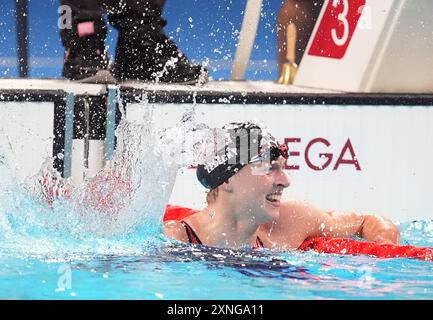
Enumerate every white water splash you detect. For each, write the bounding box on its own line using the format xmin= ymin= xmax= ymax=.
xmin=0 ymin=98 xmax=217 ymax=259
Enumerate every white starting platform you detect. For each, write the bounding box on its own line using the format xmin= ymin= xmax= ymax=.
xmin=1 ymin=78 xmax=433 ymax=223
xmin=295 ymin=0 xmax=433 ymax=93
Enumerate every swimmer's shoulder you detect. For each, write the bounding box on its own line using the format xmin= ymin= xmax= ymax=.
xmin=279 ymin=200 xmax=317 ymax=220
xmin=266 ymin=200 xmax=320 ymax=233
xmin=163 ymin=219 xmax=189 ymax=243
xmin=258 ymin=201 xmax=319 ymax=249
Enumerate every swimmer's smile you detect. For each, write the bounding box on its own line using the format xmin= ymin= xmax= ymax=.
xmin=265 ymin=190 xmax=283 ymax=207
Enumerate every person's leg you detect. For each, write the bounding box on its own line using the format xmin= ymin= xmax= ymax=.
xmin=104 ymin=0 xmax=167 ymax=30
xmin=277 ymin=0 xmax=324 ymax=72
xmin=60 ymin=0 xmax=115 ymax=82
xmin=105 ymin=0 xmax=207 ymax=84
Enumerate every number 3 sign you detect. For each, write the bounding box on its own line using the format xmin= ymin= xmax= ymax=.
xmin=309 ymin=0 xmax=366 ymax=59
xmin=295 ymin=0 xmax=433 ymax=93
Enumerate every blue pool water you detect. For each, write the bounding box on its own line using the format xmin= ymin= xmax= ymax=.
xmin=1 ymin=116 xmax=433 ymax=300
xmin=1 ymin=184 xmax=433 ymax=300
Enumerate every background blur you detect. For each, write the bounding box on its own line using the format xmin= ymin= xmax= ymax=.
xmin=0 ymin=0 xmax=285 ymax=80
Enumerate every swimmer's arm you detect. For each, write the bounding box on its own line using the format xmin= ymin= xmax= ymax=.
xmin=358 ymin=214 xmax=400 ymax=245
xmin=307 ymin=206 xmax=400 ymax=245
xmin=163 ymin=221 xmax=189 ymax=243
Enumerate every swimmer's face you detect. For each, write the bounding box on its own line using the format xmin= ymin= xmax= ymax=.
xmin=227 ymin=157 xmax=290 ymax=224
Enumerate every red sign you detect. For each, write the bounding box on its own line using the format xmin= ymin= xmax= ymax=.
xmin=308 ymin=0 xmax=366 ymax=59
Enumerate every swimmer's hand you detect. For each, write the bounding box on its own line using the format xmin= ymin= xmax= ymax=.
xmin=360 ymin=215 xmax=400 ymax=245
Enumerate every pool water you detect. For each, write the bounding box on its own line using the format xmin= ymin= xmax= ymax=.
xmin=1 ymin=187 xmax=433 ymax=300
xmin=1 ymin=114 xmax=433 ymax=300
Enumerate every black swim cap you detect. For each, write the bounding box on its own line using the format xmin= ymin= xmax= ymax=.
xmin=196 ymin=122 xmax=288 ymax=190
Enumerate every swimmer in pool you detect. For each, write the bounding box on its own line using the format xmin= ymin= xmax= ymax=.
xmin=164 ymin=121 xmax=400 ymax=250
